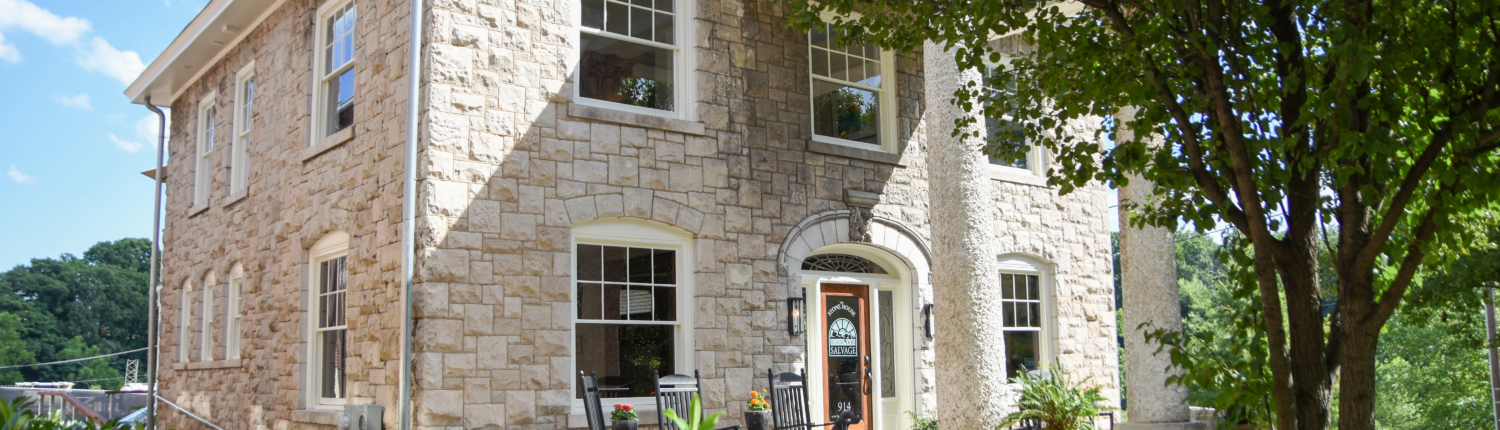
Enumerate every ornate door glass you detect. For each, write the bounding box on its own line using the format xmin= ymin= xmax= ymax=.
xmin=878 ymin=291 xmax=894 ymax=398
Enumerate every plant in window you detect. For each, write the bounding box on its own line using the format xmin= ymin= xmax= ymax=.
xmin=996 ymin=365 xmax=1110 ymax=430
xmin=619 ymin=77 xmax=673 ymax=111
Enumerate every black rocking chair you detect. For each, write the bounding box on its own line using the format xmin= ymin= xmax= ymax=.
xmin=654 ymin=370 xmax=742 ymax=430
xmin=579 ymin=371 xmax=609 ymax=430
xmin=766 ymin=369 xmax=855 ymax=430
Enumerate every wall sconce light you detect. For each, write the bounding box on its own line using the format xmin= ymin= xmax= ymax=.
xmin=922 ymin=303 xmax=934 ymax=339
xmin=788 ymin=297 xmax=806 ymax=337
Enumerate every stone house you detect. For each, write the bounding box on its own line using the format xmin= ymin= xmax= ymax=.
xmin=124 ymin=0 xmax=1119 ymax=429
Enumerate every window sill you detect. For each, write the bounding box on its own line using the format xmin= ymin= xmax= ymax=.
xmin=224 ymin=190 xmax=248 ymax=207
xmin=985 ymin=165 xmax=1049 ymax=187
xmin=187 ymin=203 xmax=209 ymax=217
xmin=303 ymin=127 xmax=355 ymax=162
xmin=568 ymin=103 xmax=706 ymax=136
xmin=807 ymin=139 xmax=906 ymax=166
xmin=172 ymin=359 xmax=242 ymax=370
xmin=290 ymin=409 xmax=342 ymax=425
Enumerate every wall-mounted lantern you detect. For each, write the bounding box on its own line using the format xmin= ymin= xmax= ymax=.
xmin=788 ymin=297 xmax=806 ymax=337
xmin=922 ymin=303 xmax=934 ymax=339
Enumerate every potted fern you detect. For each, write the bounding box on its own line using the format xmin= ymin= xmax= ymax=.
xmin=997 ymin=365 xmax=1111 ymax=430
xmin=664 ymin=394 xmax=726 ymax=430
xmin=745 ymin=390 xmax=771 ymax=430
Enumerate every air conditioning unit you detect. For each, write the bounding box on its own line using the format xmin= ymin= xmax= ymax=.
xmin=337 ymin=404 xmax=384 ymax=430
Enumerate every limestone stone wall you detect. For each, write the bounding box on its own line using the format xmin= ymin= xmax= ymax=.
xmin=408 ymin=0 xmax=931 ymax=427
xmin=157 ymin=0 xmax=412 ymax=428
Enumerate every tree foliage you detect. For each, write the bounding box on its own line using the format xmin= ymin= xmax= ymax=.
xmin=0 ymin=239 xmax=151 ymax=384
xmin=789 ymin=0 xmax=1500 ymax=429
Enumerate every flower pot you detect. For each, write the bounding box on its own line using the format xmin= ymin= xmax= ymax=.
xmin=611 ymin=419 xmax=638 ymax=430
xmin=745 ymin=410 xmax=771 ymax=430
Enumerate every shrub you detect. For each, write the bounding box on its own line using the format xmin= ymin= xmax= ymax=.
xmin=997 ymin=365 xmax=1110 ymax=430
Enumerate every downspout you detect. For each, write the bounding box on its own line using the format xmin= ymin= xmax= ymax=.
xmin=143 ymin=97 xmax=166 ymax=430
xmin=398 ymin=0 xmax=423 ymax=428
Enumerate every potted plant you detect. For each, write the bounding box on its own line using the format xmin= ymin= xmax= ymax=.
xmin=745 ymin=390 xmax=771 ymax=430
xmin=664 ymin=394 xmax=726 ymax=430
xmin=611 ymin=403 xmax=639 ymax=430
xmin=997 ymin=365 xmax=1112 ymax=430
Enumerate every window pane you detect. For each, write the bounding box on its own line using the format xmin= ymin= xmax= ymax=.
xmin=652 ymin=249 xmax=675 ymax=285
xmin=1028 ymin=274 xmax=1039 ymax=300
xmin=810 ymin=24 xmax=829 ymax=48
xmin=653 ymin=11 xmax=673 ymax=44
xmin=327 ymin=68 xmax=356 ymax=136
xmin=603 ymin=284 xmax=627 ymax=320
xmin=878 ymin=290 xmax=894 ymax=398
xmin=321 ymin=328 xmax=347 ymax=398
xmin=829 ymin=52 xmax=847 ymax=81
xmin=655 ymin=0 xmax=673 ymax=13
xmin=630 ymin=6 xmax=652 ymax=41
xmin=602 ymin=246 xmax=628 ymax=282
xmin=846 ymin=57 xmax=865 ymax=85
xmin=605 ymin=1 xmax=628 ymax=35
xmin=578 ymin=283 xmax=603 ymax=319
xmin=574 ymin=324 xmax=675 ymax=398
xmin=622 ymin=286 xmax=652 ymax=320
xmin=1001 ymin=274 xmax=1014 ymax=299
xmin=811 ymin=49 xmax=829 ymax=78
xmin=811 ymin=80 xmax=880 ymax=145
xmin=206 ymin=109 xmax=216 ymax=150
xmin=243 ymin=80 xmax=254 ymax=131
xmin=653 ymin=286 xmax=675 ymax=321
xmin=628 ymin=247 xmax=653 ymax=283
xmin=578 ymin=244 xmax=603 ymax=281
xmin=1003 ymin=331 xmax=1038 ymax=379
xmin=1028 ymin=302 xmax=1041 ymax=328
xmin=579 ymin=34 xmax=675 ymax=111
xmin=582 ymin=0 xmax=605 ymax=29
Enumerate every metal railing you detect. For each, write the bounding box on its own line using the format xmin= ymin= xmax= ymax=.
xmin=35 ymin=391 xmax=105 ymax=425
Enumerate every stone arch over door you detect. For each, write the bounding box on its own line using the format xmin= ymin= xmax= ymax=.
xmin=777 ymin=209 xmax=937 ymax=420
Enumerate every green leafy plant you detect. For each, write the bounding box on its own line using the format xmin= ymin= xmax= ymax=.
xmin=906 ymin=411 xmax=937 ymax=430
xmin=0 ymin=396 xmax=140 ymax=430
xmin=663 ymin=394 xmax=724 ymax=430
xmin=997 ymin=366 xmax=1109 ymax=430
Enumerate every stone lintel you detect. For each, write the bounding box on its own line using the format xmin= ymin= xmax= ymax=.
xmin=843 ymin=189 xmax=881 ymax=207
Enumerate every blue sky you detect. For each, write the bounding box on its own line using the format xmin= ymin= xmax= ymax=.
xmin=0 ymin=0 xmax=206 ymax=269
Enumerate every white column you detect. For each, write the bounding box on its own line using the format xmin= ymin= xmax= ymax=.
xmin=923 ymin=41 xmax=1009 ymax=429
xmin=1115 ymin=106 xmax=1205 ymax=430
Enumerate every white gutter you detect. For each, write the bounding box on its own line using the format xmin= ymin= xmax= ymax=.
xmin=398 ymin=0 xmax=423 ymax=428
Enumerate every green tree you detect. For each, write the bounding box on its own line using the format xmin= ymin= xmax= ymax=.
xmin=0 ymin=312 xmax=35 ymax=385
xmin=790 ymin=1 xmax=1500 ymax=429
xmin=0 ymin=238 xmax=151 ymax=382
xmin=55 ymin=336 xmax=123 ymax=390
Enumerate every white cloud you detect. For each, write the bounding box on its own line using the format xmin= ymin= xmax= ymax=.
xmin=0 ymin=33 xmax=19 ymax=63
xmin=135 ymin=113 xmax=169 ymax=146
xmin=7 ymin=165 xmax=36 ymax=184
xmin=52 ymin=93 xmax=91 ymax=110
xmin=108 ymin=133 xmax=144 ymax=153
xmin=76 ymin=37 xmax=145 ymax=86
xmin=0 ymin=0 xmax=91 ymax=45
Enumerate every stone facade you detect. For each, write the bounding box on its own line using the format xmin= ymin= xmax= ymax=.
xmin=149 ymin=0 xmax=1118 ymax=429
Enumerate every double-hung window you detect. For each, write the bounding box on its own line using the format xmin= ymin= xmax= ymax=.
xmin=202 ymin=280 xmax=215 ymax=361
xmin=227 ymin=268 xmax=243 ymax=359
xmin=194 ymin=96 xmax=215 ymax=208
xmin=577 ymin=0 xmax=681 ymax=114
xmin=311 ymin=240 xmax=349 ymax=406
xmin=314 ymin=1 xmax=356 ymax=141
xmin=999 ymin=272 xmax=1043 ymax=378
xmin=230 ymin=64 xmax=253 ymax=196
xmin=808 ymin=21 xmax=894 ymax=151
xmin=571 ymin=220 xmax=693 ymax=410
xmin=983 ymin=64 xmax=1042 ymax=174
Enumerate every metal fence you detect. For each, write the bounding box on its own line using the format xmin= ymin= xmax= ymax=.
xmin=0 ymin=387 xmax=150 ymax=420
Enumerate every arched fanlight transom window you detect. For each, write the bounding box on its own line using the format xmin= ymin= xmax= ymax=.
xmin=801 ymin=253 xmax=888 ymax=274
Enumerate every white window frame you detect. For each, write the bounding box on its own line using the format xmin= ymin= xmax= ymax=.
xmin=571 ymin=0 xmax=696 ymax=121
xmin=179 ymin=283 xmax=192 ymax=362
xmin=201 ymin=275 xmax=216 ymax=361
xmin=193 ymin=94 xmax=215 ymax=209
xmin=227 ymin=265 xmax=244 ymax=360
xmin=230 ymin=62 xmax=254 ymax=197
xmin=310 ymin=0 xmax=357 ymax=146
xmin=807 ymin=13 xmax=898 ymax=154
xmin=996 ymin=256 xmax=1054 ymax=377
xmin=307 ymin=232 xmax=350 ymax=409
xmin=982 ymin=57 xmax=1048 ymax=181
xmin=569 ymin=219 xmax=695 ymax=418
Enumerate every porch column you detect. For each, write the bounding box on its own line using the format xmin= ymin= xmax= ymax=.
xmin=1115 ymin=106 xmax=1205 ymax=430
xmin=923 ymin=41 xmax=1009 ymax=428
